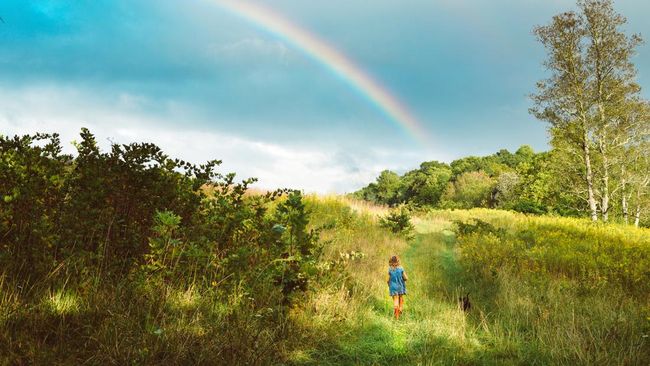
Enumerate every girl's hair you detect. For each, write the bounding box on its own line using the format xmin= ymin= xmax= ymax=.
xmin=389 ymin=255 xmax=400 ymax=267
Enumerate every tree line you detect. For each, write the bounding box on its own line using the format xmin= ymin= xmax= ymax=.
xmin=354 ymin=0 xmax=649 ymax=227
xmin=352 ymin=146 xmax=571 ymax=214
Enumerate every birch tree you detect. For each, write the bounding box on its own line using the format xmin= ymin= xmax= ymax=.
xmin=531 ymin=10 xmax=599 ymax=221
xmin=531 ymin=0 xmax=647 ymax=222
xmin=623 ymin=102 xmax=650 ymax=226
xmin=581 ymin=0 xmax=643 ymax=221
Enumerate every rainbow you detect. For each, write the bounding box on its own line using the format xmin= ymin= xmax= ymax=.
xmin=214 ymin=0 xmax=430 ymax=145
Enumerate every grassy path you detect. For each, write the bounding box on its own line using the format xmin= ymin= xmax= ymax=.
xmin=308 ymin=221 xmax=495 ymax=365
xmin=299 ymin=206 xmax=650 ymax=365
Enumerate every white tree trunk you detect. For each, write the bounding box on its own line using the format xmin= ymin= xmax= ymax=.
xmin=622 ymin=190 xmax=628 ymax=224
xmin=583 ymin=138 xmax=599 ymax=221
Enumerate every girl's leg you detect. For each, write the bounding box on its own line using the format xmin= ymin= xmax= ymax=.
xmin=398 ymin=295 xmax=404 ymax=313
xmin=392 ymin=295 xmax=400 ymax=319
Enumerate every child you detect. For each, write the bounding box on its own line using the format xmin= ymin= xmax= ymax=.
xmin=387 ymin=255 xmax=408 ymax=320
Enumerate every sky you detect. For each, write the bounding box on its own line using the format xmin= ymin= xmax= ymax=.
xmin=1 ymin=0 xmax=649 ymax=193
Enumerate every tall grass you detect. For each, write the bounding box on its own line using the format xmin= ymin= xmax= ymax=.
xmin=1 ymin=274 xmax=301 ymax=364
xmin=286 ymin=196 xmax=409 ymax=363
xmin=290 ymin=202 xmax=650 ymax=364
xmin=0 ymin=195 xmax=398 ymax=365
xmin=2 ymin=199 xmax=648 ymax=364
xmin=425 ymin=208 xmax=650 ymax=364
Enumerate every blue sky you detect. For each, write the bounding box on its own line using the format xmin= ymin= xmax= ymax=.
xmin=1 ymin=0 xmax=649 ymax=192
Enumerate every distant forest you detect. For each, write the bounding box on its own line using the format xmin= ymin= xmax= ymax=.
xmin=352 ymin=146 xmax=567 ymax=214
xmin=353 ymin=142 xmax=647 ymax=227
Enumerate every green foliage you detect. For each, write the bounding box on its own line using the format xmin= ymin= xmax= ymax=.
xmin=271 ymin=191 xmax=322 ymax=303
xmin=0 ymin=133 xmax=71 ymax=278
xmin=400 ymin=161 xmax=451 ymax=206
xmin=511 ymin=199 xmax=549 ymax=215
xmin=351 ymin=142 xmax=630 ymax=222
xmin=453 ymin=218 xmax=504 ymax=237
xmin=493 ymin=171 xmax=520 ymax=207
xmin=441 ymin=171 xmax=495 ymax=209
xmin=353 ymin=170 xmax=402 ymax=206
xmin=379 ymin=207 xmax=414 ymax=238
xmin=142 ymin=210 xmax=183 ymax=277
xmin=452 ymin=211 xmax=650 ymax=296
xmin=531 ymin=0 xmax=649 ymax=223
xmin=350 ymin=146 xmax=572 ymax=214
xmin=0 ymin=128 xmax=233 ymax=279
xmin=0 ymin=130 xmax=325 ymax=364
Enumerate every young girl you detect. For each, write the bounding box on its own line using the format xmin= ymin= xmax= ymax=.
xmin=387 ymin=255 xmax=408 ymax=320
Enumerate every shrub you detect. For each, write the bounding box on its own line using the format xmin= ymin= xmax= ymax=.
xmin=0 ymin=130 xmax=325 ymax=364
xmin=379 ymin=207 xmax=414 ymax=238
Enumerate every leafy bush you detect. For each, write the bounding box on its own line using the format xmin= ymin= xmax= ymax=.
xmin=453 ymin=218 xmax=505 ymax=237
xmin=512 ymin=199 xmax=549 ymax=215
xmin=0 ymin=130 xmax=325 ymax=364
xmin=379 ymin=207 xmax=414 ymax=238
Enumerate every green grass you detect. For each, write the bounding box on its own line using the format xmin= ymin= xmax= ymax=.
xmin=292 ymin=231 xmax=492 ymax=365
xmin=290 ymin=201 xmax=486 ymax=365
xmin=290 ymin=199 xmax=649 ymax=365
xmin=2 ymin=197 xmax=648 ymax=364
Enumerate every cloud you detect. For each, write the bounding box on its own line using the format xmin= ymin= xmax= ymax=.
xmin=0 ymin=0 xmax=582 ymax=176
xmin=210 ymin=37 xmax=291 ymax=63
xmin=0 ymin=84 xmax=420 ymax=193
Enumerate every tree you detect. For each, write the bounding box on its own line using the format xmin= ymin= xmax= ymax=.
xmin=450 ymin=155 xmax=509 ymax=178
xmin=400 ymin=161 xmax=451 ymax=206
xmin=617 ymin=101 xmax=649 ymax=224
xmin=514 ymin=145 xmax=535 ymax=167
xmin=494 ymin=172 xmax=521 ymax=208
xmin=582 ymin=0 xmax=644 ymax=222
xmin=374 ymin=170 xmax=402 ymax=206
xmin=531 ymin=0 xmax=646 ymax=222
xmin=441 ymin=171 xmax=495 ymax=209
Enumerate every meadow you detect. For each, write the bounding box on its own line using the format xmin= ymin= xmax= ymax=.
xmin=3 ymin=0 xmax=649 ymax=364
xmin=288 ymin=199 xmax=650 ymax=365
xmin=2 ymin=192 xmax=649 ymax=364
xmin=1 ymin=131 xmax=648 ymax=365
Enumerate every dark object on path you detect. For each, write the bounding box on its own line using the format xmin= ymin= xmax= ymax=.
xmin=459 ymin=293 xmax=471 ymax=312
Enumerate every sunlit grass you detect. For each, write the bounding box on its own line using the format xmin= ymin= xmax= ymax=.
xmin=3 ymin=198 xmax=648 ymax=364
xmin=44 ymin=289 xmax=81 ymax=315
xmin=291 ymin=200 xmax=650 ymax=364
xmin=167 ymin=285 xmax=201 ymax=311
xmin=0 ymin=274 xmax=21 ymax=326
xmin=411 ymin=215 xmax=450 ymax=233
xmin=341 ymin=196 xmax=391 ymax=218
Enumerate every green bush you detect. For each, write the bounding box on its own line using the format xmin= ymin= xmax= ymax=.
xmin=0 ymin=130 xmax=324 ymax=364
xmin=379 ymin=207 xmax=414 ymax=238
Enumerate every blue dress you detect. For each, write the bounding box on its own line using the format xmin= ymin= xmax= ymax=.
xmin=388 ymin=267 xmax=406 ymax=296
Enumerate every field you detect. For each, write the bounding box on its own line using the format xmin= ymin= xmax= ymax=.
xmin=288 ymin=199 xmax=650 ymax=365
xmin=2 ymin=196 xmax=649 ymax=365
